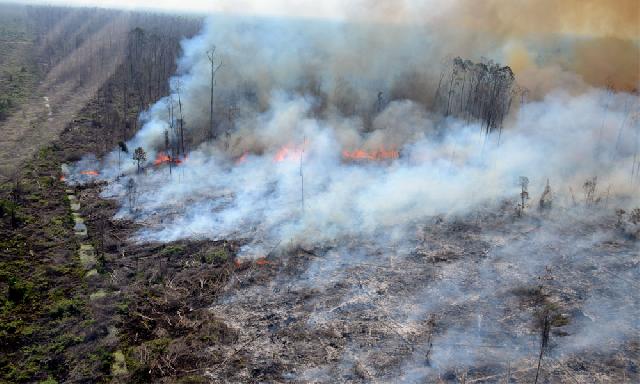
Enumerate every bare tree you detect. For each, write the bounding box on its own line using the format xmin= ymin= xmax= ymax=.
xmin=173 ymin=79 xmax=186 ymax=156
xmin=164 ymin=129 xmax=172 ymax=175
xmin=206 ymin=47 xmax=223 ymax=141
xmin=126 ymin=178 xmax=138 ymax=213
xmin=534 ymin=311 xmax=551 ymax=384
xmin=630 ymin=111 xmax=640 ymax=184
xmin=583 ymin=176 xmax=598 ymax=206
xmin=5 ymin=172 xmax=23 ymax=228
xmin=300 ymin=137 xmax=306 ymax=213
xmin=376 ymin=91 xmax=384 ymax=113
xmin=437 ymin=57 xmax=516 ymax=136
xmin=117 ymin=141 xmax=128 ymax=173
xmin=517 ymin=176 xmax=529 ymax=216
xmin=96 ymin=216 xmax=108 ymax=271
xmin=538 ymin=179 xmax=552 ymax=211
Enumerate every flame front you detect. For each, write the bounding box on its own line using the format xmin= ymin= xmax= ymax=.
xmin=235 ymin=152 xmax=248 ymax=165
xmin=273 ymin=144 xmax=304 ymax=163
xmin=154 ymin=152 xmax=183 ymax=166
xmin=342 ymin=147 xmax=399 ymax=161
xmin=80 ymin=170 xmax=99 ymax=176
xmin=255 ymin=257 xmax=270 ymax=265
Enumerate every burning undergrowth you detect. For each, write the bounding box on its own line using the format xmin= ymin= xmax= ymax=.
xmin=74 ymin=89 xmax=639 ymax=259
xmin=63 ymin=4 xmax=640 ymax=382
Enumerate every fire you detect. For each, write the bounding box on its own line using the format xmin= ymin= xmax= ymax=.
xmin=154 ymin=152 xmax=183 ymax=166
xmin=342 ymin=147 xmax=399 ymax=161
xmin=273 ymin=143 xmax=305 ymax=163
xmin=255 ymin=257 xmax=270 ymax=265
xmin=235 ymin=151 xmax=248 ymax=165
xmin=80 ymin=170 xmax=99 ymax=176
xmin=59 ymin=175 xmax=66 ymax=181
xmin=234 ymin=257 xmax=271 ymax=267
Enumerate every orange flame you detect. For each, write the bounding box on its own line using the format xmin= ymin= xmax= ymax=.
xmin=255 ymin=257 xmax=270 ymax=266
xmin=80 ymin=170 xmax=99 ymax=176
xmin=59 ymin=175 xmax=66 ymax=181
xmin=234 ymin=257 xmax=270 ymax=267
xmin=273 ymin=143 xmax=305 ymax=163
xmin=235 ymin=152 xmax=248 ymax=165
xmin=342 ymin=147 xmax=399 ymax=161
xmin=154 ymin=152 xmax=183 ymax=166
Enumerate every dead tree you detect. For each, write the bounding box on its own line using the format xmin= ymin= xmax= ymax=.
xmin=96 ymin=216 xmax=107 ymax=271
xmin=436 ymin=57 xmax=516 ymax=136
xmin=164 ymin=129 xmax=172 ymax=175
xmin=126 ymin=178 xmax=138 ymax=213
xmin=165 ymin=94 xmax=180 ymax=162
xmin=517 ymin=176 xmax=529 ymax=216
xmin=206 ymin=46 xmax=223 ymax=141
xmin=10 ymin=173 xmax=23 ymax=206
xmin=173 ymin=80 xmax=186 ymax=156
xmin=534 ymin=312 xmax=551 ymax=384
xmin=376 ymin=91 xmax=384 ymax=113
xmin=5 ymin=172 xmax=23 ymax=228
xmin=117 ymin=141 xmax=128 ymax=173
xmin=424 ymin=315 xmax=436 ymax=366
xmin=631 ymin=111 xmax=640 ymax=184
xmin=300 ymin=137 xmax=305 ymax=213
xmin=225 ymin=104 xmax=238 ymax=150
xmin=583 ymin=176 xmax=598 ymax=206
xmin=538 ymin=179 xmax=552 ymax=211
xmin=533 ymin=266 xmax=555 ymax=384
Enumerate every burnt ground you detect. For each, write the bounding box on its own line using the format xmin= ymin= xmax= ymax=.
xmin=0 ymin=8 xmax=637 ymax=381
xmin=67 ymin=94 xmax=639 ymax=383
xmin=196 ymin=210 xmax=638 ymax=383
xmin=2 ymin=78 xmax=638 ymax=383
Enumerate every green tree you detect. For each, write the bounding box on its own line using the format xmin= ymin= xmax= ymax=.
xmin=133 ymin=147 xmax=146 ymax=173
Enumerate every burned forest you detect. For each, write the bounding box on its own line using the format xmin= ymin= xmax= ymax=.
xmin=1 ymin=1 xmax=639 ymax=383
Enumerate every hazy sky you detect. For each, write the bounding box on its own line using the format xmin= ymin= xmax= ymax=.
xmin=7 ymin=0 xmax=350 ymax=19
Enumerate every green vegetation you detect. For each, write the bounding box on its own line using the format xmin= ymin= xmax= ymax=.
xmin=160 ymin=244 xmax=186 ymax=258
xmin=0 ymin=4 xmax=38 ymax=121
xmin=201 ymin=246 xmax=229 ymax=264
xmin=0 ymin=66 xmax=37 ymax=120
xmin=0 ymin=145 xmax=90 ymax=383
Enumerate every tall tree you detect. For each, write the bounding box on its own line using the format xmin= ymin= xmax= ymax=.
xmin=133 ymin=146 xmax=147 ymax=173
xmin=206 ymin=47 xmax=222 ymax=141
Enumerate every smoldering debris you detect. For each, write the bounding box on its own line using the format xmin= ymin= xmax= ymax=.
xmin=201 ymin=209 xmax=638 ymax=382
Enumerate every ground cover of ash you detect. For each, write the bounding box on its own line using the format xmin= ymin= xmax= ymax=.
xmin=203 ymin=207 xmax=638 ymax=383
xmin=73 ymin=177 xmax=638 ymax=383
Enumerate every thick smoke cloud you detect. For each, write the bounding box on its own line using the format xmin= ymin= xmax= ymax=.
xmin=357 ymin=0 xmax=640 ymax=92
xmin=78 ymin=6 xmax=640 ymax=256
xmin=62 ymin=2 xmax=640 ymax=380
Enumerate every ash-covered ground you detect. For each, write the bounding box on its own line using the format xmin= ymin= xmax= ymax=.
xmin=71 ymin=168 xmax=639 ymax=383
xmin=199 ymin=206 xmax=638 ymax=383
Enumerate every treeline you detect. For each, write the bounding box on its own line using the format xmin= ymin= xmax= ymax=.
xmin=0 ymin=4 xmax=202 ymax=138
xmin=20 ymin=5 xmax=204 ymax=151
xmin=436 ymin=57 xmax=517 ymax=135
xmin=26 ymin=6 xmax=201 ymax=89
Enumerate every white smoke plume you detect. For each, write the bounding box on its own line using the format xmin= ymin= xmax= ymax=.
xmin=95 ymin=86 xmax=638 ymax=254
xmin=72 ymin=8 xmax=640 ymax=256
xmin=61 ymin=3 xmax=640 ymax=380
